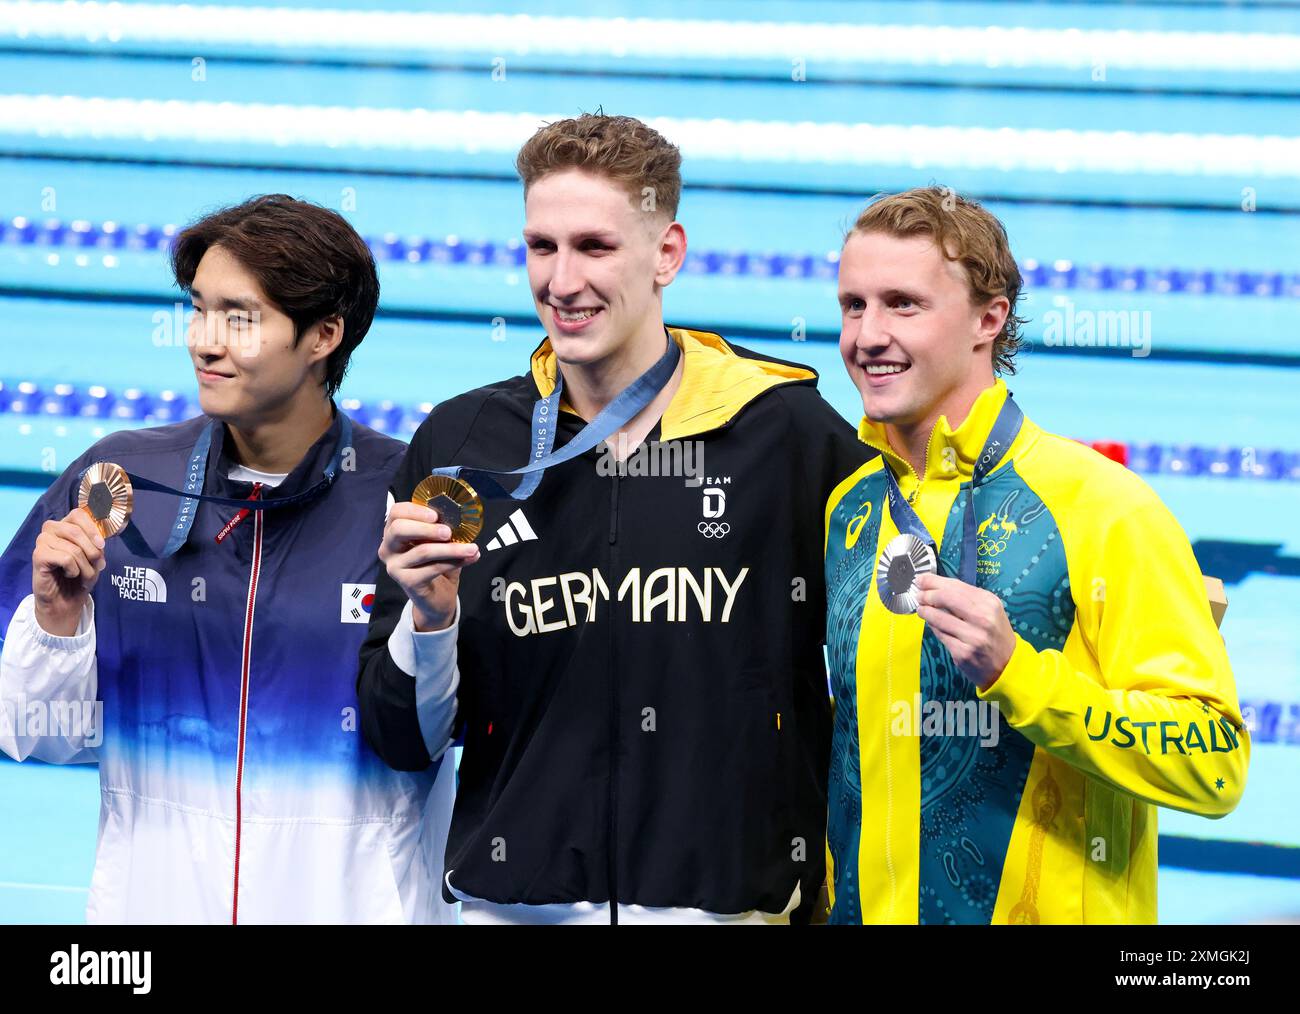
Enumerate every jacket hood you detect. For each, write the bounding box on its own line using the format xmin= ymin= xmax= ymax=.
xmin=529 ymin=327 xmax=817 ymax=441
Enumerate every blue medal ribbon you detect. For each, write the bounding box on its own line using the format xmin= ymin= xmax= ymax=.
xmin=73 ymin=414 xmax=353 ymax=560
xmin=431 ymin=334 xmax=682 ymax=501
xmin=881 ymin=394 xmax=1024 ymax=586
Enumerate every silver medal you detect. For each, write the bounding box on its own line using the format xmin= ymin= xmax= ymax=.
xmin=875 ymin=533 xmax=937 ymax=615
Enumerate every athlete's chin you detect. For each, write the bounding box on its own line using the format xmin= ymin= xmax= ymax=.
xmin=548 ymin=331 xmax=609 ymax=367
xmin=858 ymin=379 xmax=909 ymax=423
xmin=196 ymin=388 xmax=243 ymax=423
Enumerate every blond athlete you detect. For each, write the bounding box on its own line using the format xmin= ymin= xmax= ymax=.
xmin=823 ymin=188 xmax=1247 ymax=924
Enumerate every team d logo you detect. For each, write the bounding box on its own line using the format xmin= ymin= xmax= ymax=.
xmin=341 ymin=583 xmax=376 ymax=623
xmin=698 ymin=486 xmax=729 ymax=538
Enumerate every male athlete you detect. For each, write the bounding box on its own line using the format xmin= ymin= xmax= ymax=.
xmin=358 ymin=113 xmax=872 ymax=923
xmin=823 ymin=186 xmax=1248 ymax=923
xmin=0 ymin=195 xmax=454 ymax=923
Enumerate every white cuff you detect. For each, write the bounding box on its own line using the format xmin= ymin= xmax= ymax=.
xmin=387 ymin=598 xmax=459 ymax=676
xmin=1 ymin=595 xmax=99 ymax=763
xmin=25 ymin=594 xmax=95 ymax=648
xmin=387 ymin=598 xmax=460 ymax=762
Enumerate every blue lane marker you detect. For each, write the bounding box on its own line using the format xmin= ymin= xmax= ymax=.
xmin=4 ymin=216 xmax=1299 ymax=298
xmin=1159 ymin=835 xmax=1300 ymax=880
xmin=2 ymin=378 xmax=1298 ymax=482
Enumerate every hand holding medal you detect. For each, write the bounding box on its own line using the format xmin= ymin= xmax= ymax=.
xmin=381 ymin=495 xmax=481 ymax=633
xmin=875 ymin=533 xmax=937 ymax=614
xmin=31 ymin=464 xmax=130 ymax=637
xmin=914 ymin=573 xmax=1016 ymax=690
xmin=875 ymin=394 xmax=1024 ymax=689
xmin=382 ymin=475 xmax=483 ymax=633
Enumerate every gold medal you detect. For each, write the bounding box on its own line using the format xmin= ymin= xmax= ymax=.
xmin=77 ymin=462 xmax=134 ymax=539
xmin=411 ymin=475 xmax=484 ymax=544
xmin=875 ymin=533 xmax=937 ymax=615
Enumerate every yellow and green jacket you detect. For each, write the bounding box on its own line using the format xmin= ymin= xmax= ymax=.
xmin=822 ymin=379 xmax=1248 ymax=924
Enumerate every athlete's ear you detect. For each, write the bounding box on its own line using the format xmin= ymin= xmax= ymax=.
xmin=654 ymin=220 xmax=687 ymax=288
xmin=308 ymin=315 xmax=346 ymax=367
xmin=974 ymin=295 xmax=1009 ymax=353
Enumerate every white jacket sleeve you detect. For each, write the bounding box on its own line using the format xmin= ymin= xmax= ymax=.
xmin=0 ymin=594 xmax=100 ymax=764
xmin=386 ymin=597 xmax=460 ymax=763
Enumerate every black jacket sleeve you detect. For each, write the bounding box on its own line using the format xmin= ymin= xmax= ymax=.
xmin=773 ymin=383 xmax=874 ymax=925
xmin=792 ymin=385 xmax=874 ymax=507
xmin=777 ymin=382 xmax=876 ymax=552
xmin=356 ymin=398 xmax=480 ymax=772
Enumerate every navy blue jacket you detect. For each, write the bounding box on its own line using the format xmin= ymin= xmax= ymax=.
xmin=0 ymin=409 xmax=453 ymax=923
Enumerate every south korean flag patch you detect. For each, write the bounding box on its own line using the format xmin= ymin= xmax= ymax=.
xmin=341 ymin=583 xmax=376 ymax=623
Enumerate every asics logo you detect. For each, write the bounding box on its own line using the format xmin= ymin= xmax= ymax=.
xmin=845 ymin=501 xmax=873 ymax=550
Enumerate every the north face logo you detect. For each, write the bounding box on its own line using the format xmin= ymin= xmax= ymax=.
xmin=109 ymin=566 xmax=167 ymax=603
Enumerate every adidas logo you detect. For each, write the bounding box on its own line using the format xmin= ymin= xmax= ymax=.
xmin=486 ymin=509 xmax=538 ymax=551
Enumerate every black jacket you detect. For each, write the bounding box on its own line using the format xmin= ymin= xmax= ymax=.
xmin=357 ymin=328 xmax=873 ymax=919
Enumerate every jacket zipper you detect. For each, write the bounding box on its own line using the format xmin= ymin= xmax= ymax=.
xmin=231 ymin=506 xmax=264 ymax=924
xmin=215 ymin=482 xmax=264 ymax=544
xmin=606 ymin=471 xmax=620 ymax=925
xmin=865 ymin=421 xmax=941 ymax=507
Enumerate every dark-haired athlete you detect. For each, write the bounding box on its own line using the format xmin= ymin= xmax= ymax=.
xmin=0 ymin=195 xmax=454 ymax=924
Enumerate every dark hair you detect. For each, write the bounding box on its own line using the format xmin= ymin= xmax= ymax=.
xmin=171 ymin=194 xmax=380 ymax=399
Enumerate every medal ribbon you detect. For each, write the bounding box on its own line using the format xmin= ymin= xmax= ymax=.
xmin=430 ymin=334 xmax=682 ymax=500
xmin=72 ymin=414 xmax=353 ymax=559
xmin=881 ymin=394 xmax=1024 ymax=586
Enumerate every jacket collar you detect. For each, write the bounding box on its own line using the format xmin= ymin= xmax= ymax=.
xmin=857 ymin=379 xmax=1021 ymax=485
xmin=208 ymin=401 xmax=347 ymax=501
xmin=528 ymin=327 xmax=816 ymax=441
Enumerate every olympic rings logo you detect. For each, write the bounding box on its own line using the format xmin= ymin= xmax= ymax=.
xmin=698 ymin=522 xmax=731 ymax=538
xmin=977 ymin=538 xmax=1008 ymax=556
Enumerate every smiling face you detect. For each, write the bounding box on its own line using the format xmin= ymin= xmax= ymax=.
xmin=523 ymin=168 xmax=685 ymax=375
xmin=838 ymin=230 xmax=1007 ymax=433
xmin=187 ymin=244 xmax=338 ymax=426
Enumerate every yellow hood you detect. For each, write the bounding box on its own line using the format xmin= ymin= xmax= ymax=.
xmin=529 ymin=327 xmax=816 ymax=441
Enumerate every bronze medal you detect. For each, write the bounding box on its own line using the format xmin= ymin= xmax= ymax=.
xmin=77 ymin=462 xmax=134 ymax=539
